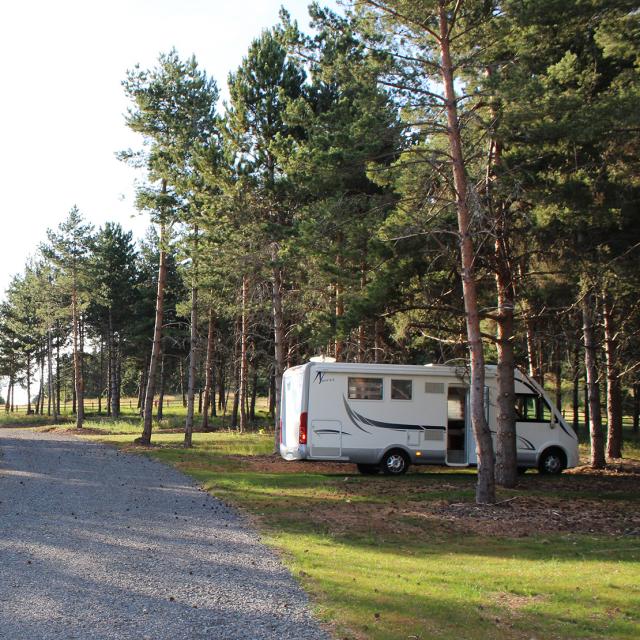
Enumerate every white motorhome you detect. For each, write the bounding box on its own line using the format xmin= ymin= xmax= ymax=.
xmin=280 ymin=361 xmax=579 ymax=475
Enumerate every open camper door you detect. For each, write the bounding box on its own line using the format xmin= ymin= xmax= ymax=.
xmin=280 ymin=365 xmax=307 ymax=458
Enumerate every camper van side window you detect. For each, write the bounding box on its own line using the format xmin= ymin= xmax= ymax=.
xmin=391 ymin=379 xmax=412 ymax=400
xmin=348 ymin=377 xmax=383 ymax=400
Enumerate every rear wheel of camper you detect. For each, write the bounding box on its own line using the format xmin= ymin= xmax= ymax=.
xmin=357 ymin=464 xmax=380 ymax=475
xmin=380 ymin=450 xmax=409 ymax=475
xmin=538 ymin=448 xmax=566 ymax=475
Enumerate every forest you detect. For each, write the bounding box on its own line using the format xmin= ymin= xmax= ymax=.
xmin=1 ymin=0 xmax=639 ymax=506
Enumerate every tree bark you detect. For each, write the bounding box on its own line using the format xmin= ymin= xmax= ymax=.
xmin=72 ymin=284 xmax=84 ymax=428
xmin=250 ymin=368 xmax=258 ymax=422
xmin=582 ymin=289 xmax=605 ymax=468
xmin=268 ymin=371 xmax=275 ymax=419
xmin=633 ymin=384 xmax=639 ymax=434
xmin=98 ymin=337 xmax=104 ymax=415
xmin=184 ymin=282 xmax=199 ymax=447
xmin=572 ymin=341 xmax=580 ymax=432
xmin=140 ymin=214 xmax=168 ymax=444
xmin=239 ymin=275 xmax=249 ymax=433
xmin=335 ymin=244 xmax=344 ymax=361
xmin=48 ymin=327 xmax=57 ymax=423
xmin=602 ymin=291 xmax=622 ymax=459
xmin=231 ymin=317 xmax=241 ymax=430
xmin=38 ymin=353 xmax=45 ymax=415
xmin=202 ymin=307 xmax=216 ymax=431
xmin=271 ymin=252 xmax=285 ymax=450
xmin=554 ymin=343 xmax=562 ymax=412
xmin=438 ymin=1 xmax=494 ymax=503
xmin=179 ymin=358 xmax=187 ymax=408
xmin=493 ymin=207 xmax=517 ymax=488
xmin=157 ymin=354 xmax=165 ymax=420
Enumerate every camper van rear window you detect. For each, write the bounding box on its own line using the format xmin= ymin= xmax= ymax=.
xmin=348 ymin=377 xmax=383 ymax=400
xmin=391 ymin=379 xmax=412 ymax=400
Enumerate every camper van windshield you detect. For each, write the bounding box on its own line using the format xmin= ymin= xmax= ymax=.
xmin=515 ymin=394 xmax=553 ymax=422
xmin=348 ymin=377 xmax=383 ymax=400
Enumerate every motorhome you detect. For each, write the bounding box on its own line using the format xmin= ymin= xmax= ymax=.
xmin=279 ymin=361 xmax=579 ymax=475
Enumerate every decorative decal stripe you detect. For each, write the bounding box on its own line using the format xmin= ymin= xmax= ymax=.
xmin=313 ymin=429 xmax=352 ymax=436
xmin=342 ymin=397 xmax=371 ymax=434
xmin=489 ymin=430 xmax=536 ymax=452
xmin=352 ymin=406 xmax=442 ymax=431
xmin=343 ymin=396 xmax=444 ymax=433
xmin=517 ymin=436 xmax=536 ymax=451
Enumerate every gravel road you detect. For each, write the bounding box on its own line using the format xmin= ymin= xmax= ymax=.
xmin=0 ymin=428 xmax=329 ymax=640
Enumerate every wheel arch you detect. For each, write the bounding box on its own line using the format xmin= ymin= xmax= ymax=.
xmin=377 ymin=444 xmax=413 ymax=464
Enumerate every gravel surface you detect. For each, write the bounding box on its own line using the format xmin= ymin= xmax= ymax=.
xmin=0 ymin=428 xmax=329 ymax=640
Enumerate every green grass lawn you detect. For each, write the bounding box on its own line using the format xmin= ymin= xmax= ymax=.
xmin=2 ymin=408 xmax=639 ymax=640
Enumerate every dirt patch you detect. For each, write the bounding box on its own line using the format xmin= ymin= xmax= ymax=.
xmin=42 ymin=426 xmax=105 ymax=435
xmin=286 ymin=492 xmax=640 ymax=539
xmin=490 ymin=592 xmax=547 ymax=613
xmin=240 ymin=454 xmax=358 ymax=475
xmin=428 ymin=495 xmax=640 ymax=537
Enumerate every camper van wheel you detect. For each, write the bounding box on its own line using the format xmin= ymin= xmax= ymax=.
xmin=357 ymin=464 xmax=380 ymax=475
xmin=538 ymin=448 xmax=566 ymax=475
xmin=380 ymin=450 xmax=409 ymax=475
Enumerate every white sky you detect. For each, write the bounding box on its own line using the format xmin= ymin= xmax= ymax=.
xmin=0 ymin=0 xmax=338 ymax=297
xmin=0 ymin=0 xmax=341 ymax=403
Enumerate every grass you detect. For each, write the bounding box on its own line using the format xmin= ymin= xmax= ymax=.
xmin=2 ymin=405 xmax=639 ymax=639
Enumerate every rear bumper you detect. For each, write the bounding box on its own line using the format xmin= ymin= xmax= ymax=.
xmin=279 ymin=444 xmax=308 ymax=461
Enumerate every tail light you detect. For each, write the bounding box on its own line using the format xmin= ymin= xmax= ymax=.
xmin=279 ymin=419 xmax=283 ymax=444
xmin=299 ymin=412 xmax=308 ymax=444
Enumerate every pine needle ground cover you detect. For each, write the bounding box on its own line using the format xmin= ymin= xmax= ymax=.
xmin=5 ymin=409 xmax=638 ymax=640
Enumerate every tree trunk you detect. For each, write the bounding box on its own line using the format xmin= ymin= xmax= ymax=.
xmin=572 ymin=341 xmax=580 ymax=432
xmin=268 ymin=371 xmax=275 ymax=418
xmin=179 ymin=358 xmax=187 ymax=408
xmin=184 ymin=280 xmax=199 ymax=447
xmin=106 ymin=336 xmax=112 ymax=417
xmin=72 ymin=284 xmax=84 ymax=429
xmin=438 ymin=2 xmax=495 ymax=503
xmin=231 ymin=317 xmax=241 ymax=430
xmin=554 ymin=343 xmax=562 ymax=413
xmin=582 ymin=289 xmax=605 ymax=468
xmin=137 ymin=358 xmax=147 ymax=415
xmin=115 ymin=351 xmax=121 ymax=417
xmin=39 ymin=354 xmax=45 ymax=415
xmin=583 ymin=384 xmax=591 ymax=431
xmin=26 ymin=353 xmax=32 ymax=414
xmin=250 ymin=368 xmax=258 ymax=422
xmin=239 ymin=275 xmax=249 ymax=433
xmin=271 ymin=254 xmax=285 ymax=450
xmin=217 ymin=359 xmax=225 ymax=412
xmin=157 ymin=354 xmax=165 ymax=420
xmin=48 ymin=328 xmax=58 ymax=423
xmin=335 ymin=245 xmax=344 ymax=361
xmin=633 ymin=384 xmax=639 ymax=434
xmin=202 ymin=307 xmax=215 ymax=431
xmin=602 ymin=291 xmax=622 ymax=459
xmin=98 ymin=337 xmax=104 ymax=415
xmin=493 ymin=207 xmax=517 ymax=489
xmin=55 ymin=326 xmax=61 ymax=415
xmin=140 ymin=214 xmax=168 ymax=444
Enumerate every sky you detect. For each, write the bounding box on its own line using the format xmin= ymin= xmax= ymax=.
xmin=0 ymin=0 xmax=339 ymax=297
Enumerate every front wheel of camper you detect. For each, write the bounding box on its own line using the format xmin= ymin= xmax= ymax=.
xmin=538 ymin=448 xmax=566 ymax=475
xmin=357 ymin=464 xmax=380 ymax=475
xmin=380 ymin=450 xmax=409 ymax=475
